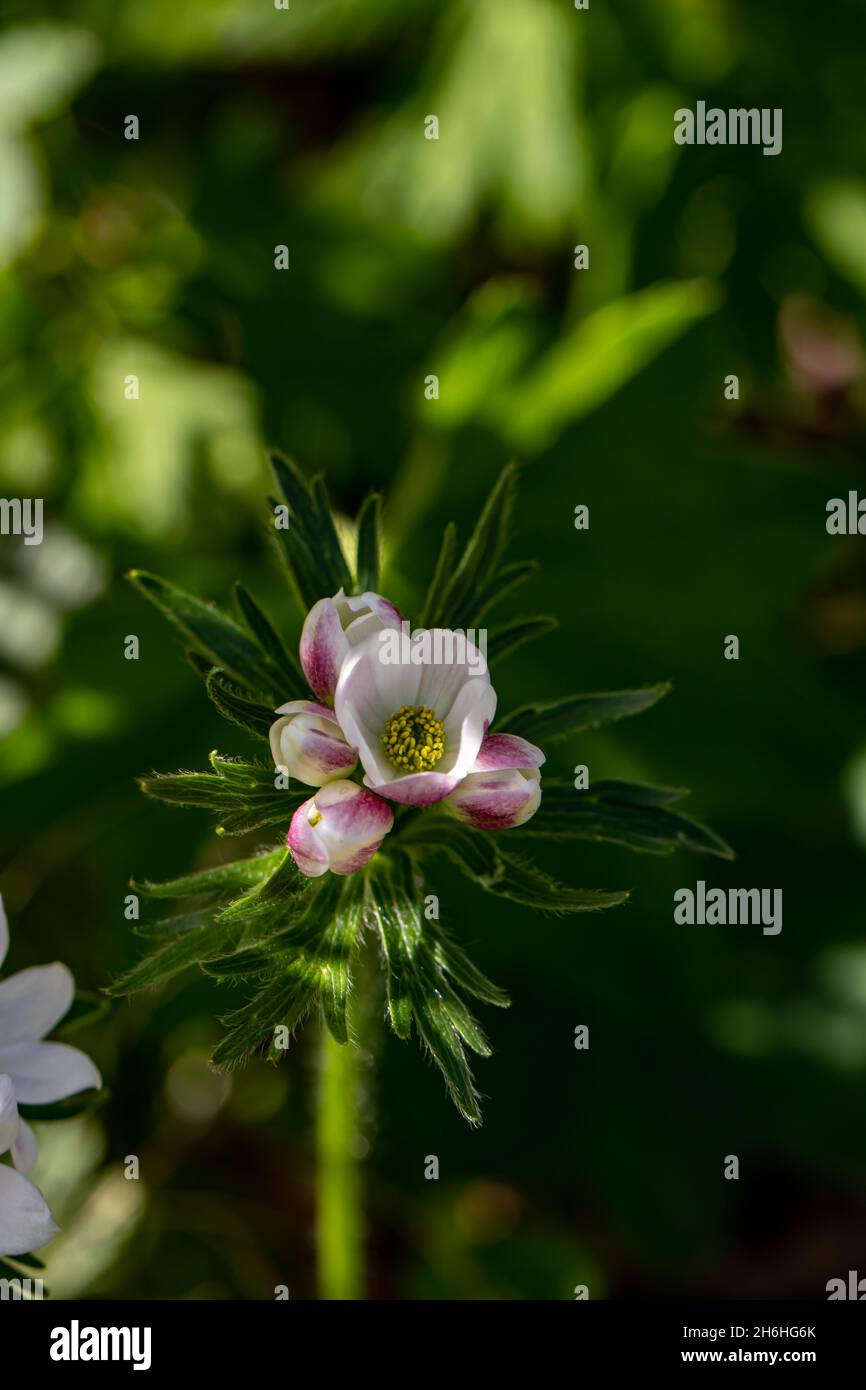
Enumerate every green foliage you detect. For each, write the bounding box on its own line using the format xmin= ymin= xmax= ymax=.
xmin=397 ymin=817 xmax=629 ymax=915
xmin=486 ymin=615 xmax=558 ymax=666
xmin=370 ymin=854 xmax=508 ymax=1125
xmin=127 ymin=570 xmax=281 ymax=698
xmin=426 ymin=462 xmax=517 ymax=629
xmin=354 ymin=493 xmax=382 ymax=593
xmin=138 ymin=752 xmax=304 ymax=835
xmin=499 ymin=683 xmax=671 ymax=742
xmin=516 ymin=779 xmax=734 ymax=860
xmin=270 ymin=452 xmax=353 ymax=610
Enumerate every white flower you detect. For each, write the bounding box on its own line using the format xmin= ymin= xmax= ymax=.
xmin=334 ymin=628 xmax=496 ymax=806
xmin=0 ymin=1073 xmax=57 ymax=1255
xmin=269 ymin=699 xmax=358 ymax=787
xmin=299 ymin=588 xmax=402 ymax=704
xmin=442 ymin=733 xmax=544 ymax=828
xmin=288 ymin=780 xmax=394 ymax=877
xmin=0 ymin=894 xmax=101 ymax=1255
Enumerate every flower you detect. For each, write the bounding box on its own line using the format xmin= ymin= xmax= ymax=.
xmin=269 ymin=699 xmax=358 ymax=787
xmin=334 ymin=628 xmax=497 ymax=806
xmin=0 ymin=1074 xmax=58 ymax=1256
xmin=288 ymin=780 xmax=394 ymax=877
xmin=300 ymin=588 xmax=402 ymax=704
xmin=0 ymin=894 xmax=101 ymax=1255
xmin=443 ymin=733 xmax=545 ymax=829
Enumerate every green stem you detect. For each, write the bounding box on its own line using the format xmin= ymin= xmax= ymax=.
xmin=315 ymin=1028 xmax=363 ymax=1300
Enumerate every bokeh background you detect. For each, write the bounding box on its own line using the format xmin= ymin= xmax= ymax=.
xmin=2 ymin=0 xmax=866 ymax=1299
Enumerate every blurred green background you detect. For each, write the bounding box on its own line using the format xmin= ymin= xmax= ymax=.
xmin=2 ymin=0 xmax=866 ymax=1299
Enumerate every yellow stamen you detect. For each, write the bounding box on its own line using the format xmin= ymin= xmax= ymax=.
xmin=381 ymin=704 xmax=445 ymax=773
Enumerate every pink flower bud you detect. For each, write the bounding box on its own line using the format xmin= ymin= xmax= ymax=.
xmin=288 ymin=780 xmax=394 ymax=877
xmin=269 ymin=700 xmax=357 ymax=788
xmin=443 ymin=733 xmax=544 ymax=830
xmin=300 ymin=589 xmax=402 ymax=704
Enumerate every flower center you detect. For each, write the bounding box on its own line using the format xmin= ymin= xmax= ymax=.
xmin=381 ymin=704 xmax=445 ymax=773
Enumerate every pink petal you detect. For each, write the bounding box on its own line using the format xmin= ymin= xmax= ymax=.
xmin=473 ymin=733 xmax=545 ymax=771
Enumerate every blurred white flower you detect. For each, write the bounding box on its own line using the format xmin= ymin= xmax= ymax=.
xmin=0 ymin=894 xmax=101 ymax=1255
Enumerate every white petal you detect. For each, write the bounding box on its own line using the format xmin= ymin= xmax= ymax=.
xmin=0 ymin=1041 xmax=102 ymax=1105
xmin=12 ymin=1118 xmax=38 ymax=1174
xmin=0 ymin=1162 xmax=58 ymax=1256
xmin=0 ymin=963 xmax=74 ymax=1045
xmin=0 ymin=1073 xmax=18 ymax=1156
xmin=0 ymin=894 xmax=8 ymax=969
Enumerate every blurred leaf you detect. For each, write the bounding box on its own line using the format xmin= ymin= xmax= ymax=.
xmin=18 ymin=1088 xmax=108 ymax=1121
xmin=806 ymin=179 xmax=866 ymax=298
xmin=508 ymin=279 xmax=720 ymax=451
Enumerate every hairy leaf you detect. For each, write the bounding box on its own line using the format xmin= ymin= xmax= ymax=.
xmin=519 ymin=778 xmax=734 ymax=859
xmin=486 ymin=614 xmax=557 ymax=665
xmin=127 ymin=570 xmax=278 ymax=696
xmin=138 ymin=753 xmax=304 ymax=836
xmin=205 ymin=668 xmax=275 ymax=739
xmin=132 ymin=848 xmax=285 ymax=899
xmin=499 ymin=682 xmax=671 ymax=742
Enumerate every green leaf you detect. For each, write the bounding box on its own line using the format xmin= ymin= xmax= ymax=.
xmin=234 ymin=583 xmax=304 ymax=689
xmin=211 ymin=875 xmax=365 ymax=1066
xmin=132 ymin=908 xmax=216 ymax=940
xmin=370 ymin=855 xmax=509 ymax=1125
xmin=127 ymin=570 xmax=278 ymax=696
xmin=499 ymin=683 xmax=671 ymax=743
xmin=205 ymin=668 xmax=275 ymax=739
xmin=311 ymin=474 xmax=354 ymax=593
xmin=107 ymin=916 xmax=239 ymax=995
xmin=55 ymin=990 xmax=111 ymax=1037
xmin=486 ymin=615 xmax=557 ymax=666
xmin=435 ymin=464 xmax=518 ymax=630
xmin=18 ymin=1088 xmax=108 ymax=1121
xmin=400 ymin=819 xmax=628 ymax=914
xmin=132 ymin=848 xmax=285 ymax=899
xmin=3 ymin=1251 xmax=44 ymax=1271
xmin=518 ymin=778 xmax=734 ymax=859
xmin=269 ymin=453 xmax=352 ymax=608
xmin=419 ymin=521 xmax=456 ymax=628
xmin=138 ymin=753 xmax=304 ymax=836
xmin=354 ymin=492 xmax=382 ymax=593
xmin=470 ymin=559 xmax=539 ymax=623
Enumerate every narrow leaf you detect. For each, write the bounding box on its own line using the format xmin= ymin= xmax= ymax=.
xmin=499 ymin=683 xmax=671 ymax=742
xmin=354 ymin=492 xmax=382 ymax=593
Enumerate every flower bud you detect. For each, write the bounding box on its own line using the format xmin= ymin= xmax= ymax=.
xmin=443 ymin=733 xmax=544 ymax=830
xmin=288 ymin=780 xmax=394 ymax=877
xmin=300 ymin=588 xmax=402 ymax=703
xmin=269 ymin=700 xmax=357 ymax=787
